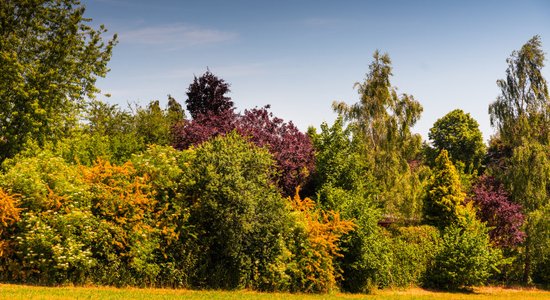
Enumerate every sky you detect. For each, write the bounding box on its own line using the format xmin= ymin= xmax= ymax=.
xmin=83 ymin=0 xmax=550 ymax=143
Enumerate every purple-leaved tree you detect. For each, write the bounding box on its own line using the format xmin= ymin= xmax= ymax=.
xmin=237 ymin=106 xmax=315 ymax=197
xmin=185 ymin=70 xmax=234 ymax=119
xmin=469 ymin=175 xmax=525 ymax=249
xmin=172 ymin=71 xmax=314 ymax=196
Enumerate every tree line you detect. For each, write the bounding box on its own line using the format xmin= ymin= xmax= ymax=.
xmin=0 ymin=0 xmax=548 ymax=292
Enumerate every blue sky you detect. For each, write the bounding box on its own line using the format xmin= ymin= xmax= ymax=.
xmin=84 ymin=0 xmax=550 ymax=142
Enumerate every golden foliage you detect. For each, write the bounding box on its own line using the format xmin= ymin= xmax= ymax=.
xmin=80 ymin=158 xmax=155 ymax=224
xmin=289 ymin=188 xmax=355 ymax=293
xmin=0 ymin=188 xmax=21 ymax=257
xmin=80 ymin=159 xmax=157 ymax=253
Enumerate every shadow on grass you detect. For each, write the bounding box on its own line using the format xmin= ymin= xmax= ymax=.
xmin=421 ymin=287 xmax=476 ymax=294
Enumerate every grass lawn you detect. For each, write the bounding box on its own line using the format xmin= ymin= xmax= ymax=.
xmin=0 ymin=284 xmax=549 ymax=300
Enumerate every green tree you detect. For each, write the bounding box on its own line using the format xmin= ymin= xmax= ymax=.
xmin=182 ymin=132 xmax=288 ymax=289
xmin=332 ymin=50 xmax=424 ymax=216
xmin=84 ymin=100 xmax=143 ymax=164
xmin=308 ymin=117 xmax=374 ymax=206
xmin=75 ymin=98 xmax=185 ymax=165
xmin=0 ymin=0 xmax=117 ymax=162
xmin=333 ymin=51 xmax=423 ymax=157
xmin=167 ymin=94 xmax=186 ymax=125
xmin=310 ymin=116 xmax=433 ymax=291
xmin=429 ymin=109 xmax=486 ymax=174
xmin=423 ymin=150 xmax=466 ymax=229
xmin=424 ymin=218 xmax=502 ymax=290
xmin=488 ymin=36 xmax=550 ymax=284
xmin=135 ymin=97 xmax=185 ymax=147
xmin=489 ymin=35 xmax=549 ymax=147
xmin=506 ymin=142 xmax=550 ymax=213
xmin=505 ymin=142 xmax=550 ymax=283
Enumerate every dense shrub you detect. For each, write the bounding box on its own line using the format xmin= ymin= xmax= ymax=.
xmin=424 ymin=214 xmax=502 ymax=290
xmin=181 ymin=132 xmax=289 ymax=289
xmin=385 ymin=225 xmax=441 ymax=287
xmin=283 ymin=190 xmax=355 ymax=293
xmin=131 ymin=145 xmax=194 ymax=287
xmin=0 ymin=151 xmax=165 ymax=286
xmin=340 ymin=219 xmax=441 ymax=291
xmin=0 ymin=189 xmax=20 ymax=239
xmin=317 ymin=187 xmax=384 ymax=293
xmin=80 ymin=159 xmax=161 ymax=286
xmin=0 ymin=151 xmax=97 ymax=284
xmin=14 ymin=209 xmax=98 ymax=284
xmin=527 ymin=205 xmax=550 ymax=285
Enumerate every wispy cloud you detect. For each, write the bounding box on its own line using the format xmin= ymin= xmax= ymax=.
xmin=119 ymin=24 xmax=238 ymax=49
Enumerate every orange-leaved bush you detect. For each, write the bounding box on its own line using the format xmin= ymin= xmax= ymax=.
xmin=80 ymin=159 xmax=161 ymax=284
xmin=0 ymin=188 xmax=21 ymax=257
xmin=286 ymin=188 xmax=355 ymax=293
xmin=81 ymin=159 xmax=155 ymax=225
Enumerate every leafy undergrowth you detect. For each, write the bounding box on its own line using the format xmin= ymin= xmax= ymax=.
xmin=0 ymin=284 xmax=549 ymax=300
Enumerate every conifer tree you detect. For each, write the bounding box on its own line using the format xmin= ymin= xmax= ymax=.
xmin=423 ymin=150 xmax=466 ymax=229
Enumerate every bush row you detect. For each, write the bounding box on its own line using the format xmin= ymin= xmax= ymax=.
xmin=0 ymin=132 xmax=492 ymax=292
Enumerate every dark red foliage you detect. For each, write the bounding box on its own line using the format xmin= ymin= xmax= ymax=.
xmin=171 ymin=109 xmax=237 ymax=150
xmin=469 ymin=175 xmax=525 ymax=249
xmin=175 ymin=71 xmax=314 ymax=196
xmin=237 ymin=106 xmax=315 ymax=197
xmin=185 ymin=71 xmax=234 ymax=119
xmin=172 ymin=105 xmax=314 ymax=197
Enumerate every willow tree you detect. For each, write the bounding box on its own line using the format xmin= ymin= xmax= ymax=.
xmin=333 ymin=51 xmax=425 ymax=217
xmin=489 ymin=35 xmax=550 ymax=148
xmin=488 ymin=35 xmax=550 ymax=284
xmin=0 ymin=0 xmax=117 ymax=162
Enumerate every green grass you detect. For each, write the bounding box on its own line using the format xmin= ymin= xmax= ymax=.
xmin=0 ymin=284 xmax=549 ymax=300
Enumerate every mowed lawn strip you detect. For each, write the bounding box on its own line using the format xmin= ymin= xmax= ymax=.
xmin=1 ymin=285 xmax=549 ymax=300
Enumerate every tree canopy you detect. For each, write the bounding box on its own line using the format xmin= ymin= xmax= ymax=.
xmin=185 ymin=70 xmax=234 ymax=119
xmin=429 ymin=109 xmax=486 ymax=174
xmin=0 ymin=0 xmax=117 ymax=162
xmin=489 ymin=35 xmax=550 ymax=147
xmin=173 ymin=71 xmax=315 ymax=197
xmin=488 ymin=35 xmax=550 ymax=284
xmin=332 ymin=50 xmax=425 ymax=216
